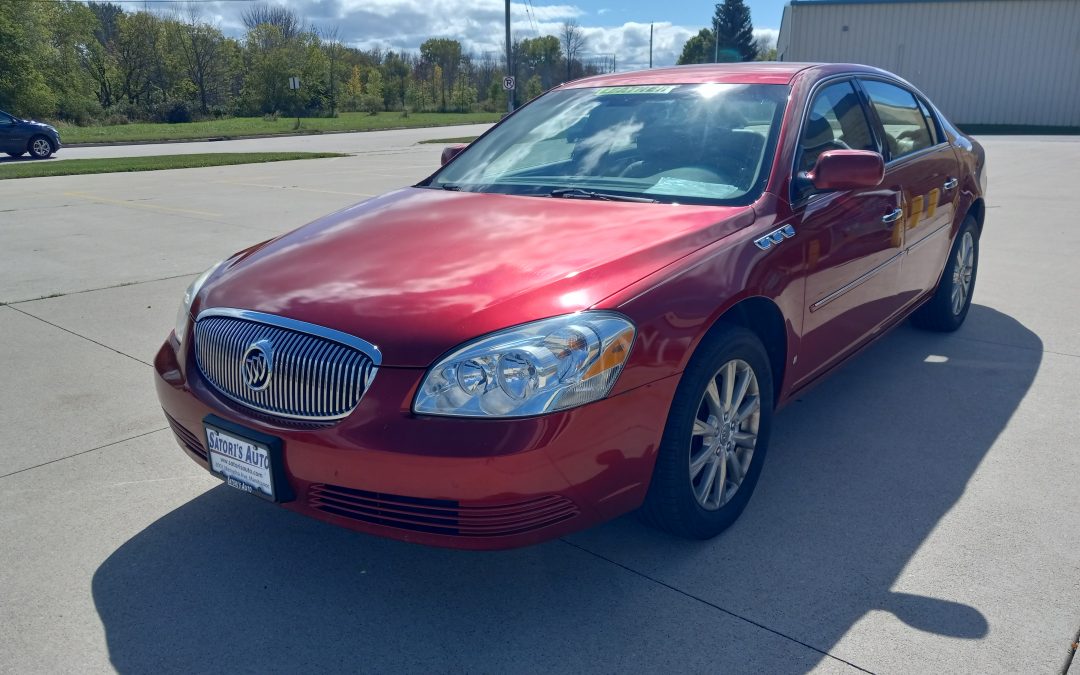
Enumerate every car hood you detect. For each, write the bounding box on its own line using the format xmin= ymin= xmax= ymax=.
xmin=199 ymin=187 xmax=754 ymax=367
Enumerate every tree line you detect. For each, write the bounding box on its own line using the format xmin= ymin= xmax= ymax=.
xmin=0 ymin=1 xmax=609 ymax=125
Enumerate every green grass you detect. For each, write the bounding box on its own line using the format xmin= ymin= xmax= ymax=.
xmin=0 ymin=152 xmax=346 ymax=180
xmin=418 ymin=136 xmax=480 ymax=144
xmin=59 ymin=112 xmax=501 ymax=145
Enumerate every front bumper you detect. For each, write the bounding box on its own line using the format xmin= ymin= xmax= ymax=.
xmin=154 ymin=337 xmax=679 ymax=550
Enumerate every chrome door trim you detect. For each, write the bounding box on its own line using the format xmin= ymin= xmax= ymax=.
xmin=905 ymin=222 xmax=952 ymax=253
xmin=809 ymin=252 xmax=903 ymax=313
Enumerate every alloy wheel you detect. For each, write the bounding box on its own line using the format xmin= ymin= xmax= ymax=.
xmin=689 ymin=358 xmax=760 ymax=510
xmin=950 ymin=231 xmax=975 ymax=315
xmin=31 ymin=138 xmax=51 ymax=158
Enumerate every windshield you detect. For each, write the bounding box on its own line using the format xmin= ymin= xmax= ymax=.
xmin=425 ymin=83 xmax=788 ymax=205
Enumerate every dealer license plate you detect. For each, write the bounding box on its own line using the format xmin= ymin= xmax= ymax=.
xmin=204 ymin=424 xmax=277 ymax=501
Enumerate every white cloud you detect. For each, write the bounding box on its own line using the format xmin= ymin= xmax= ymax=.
xmin=190 ymin=0 xmax=777 ymax=71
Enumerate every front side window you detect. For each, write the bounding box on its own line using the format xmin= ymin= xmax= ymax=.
xmin=426 ymin=83 xmax=788 ymax=206
xmin=0 ymin=114 xmax=13 ymax=126
xmin=860 ymin=79 xmax=935 ymax=160
xmin=795 ymin=80 xmax=877 ymax=199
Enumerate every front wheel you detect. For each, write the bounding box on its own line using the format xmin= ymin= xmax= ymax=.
xmin=640 ymin=324 xmax=773 ymax=539
xmin=911 ymin=216 xmax=979 ymax=332
xmin=28 ymin=135 xmax=54 ymax=159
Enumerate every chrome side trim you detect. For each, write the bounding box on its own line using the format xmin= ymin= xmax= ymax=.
xmin=754 ymin=224 xmax=796 ymax=250
xmin=809 ymin=252 xmax=903 ymax=312
xmin=905 ymin=222 xmax=951 ymax=253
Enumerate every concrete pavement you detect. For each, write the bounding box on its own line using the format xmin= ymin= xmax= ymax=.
xmin=1 ymin=133 xmax=1078 ymax=673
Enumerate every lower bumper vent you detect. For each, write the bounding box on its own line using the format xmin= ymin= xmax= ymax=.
xmin=308 ymin=484 xmax=578 ymax=537
xmin=165 ymin=412 xmax=207 ymax=461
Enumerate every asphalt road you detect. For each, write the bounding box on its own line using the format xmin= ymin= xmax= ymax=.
xmin=1 ymin=133 xmax=1078 ymax=674
xmin=37 ymin=123 xmax=493 ymax=160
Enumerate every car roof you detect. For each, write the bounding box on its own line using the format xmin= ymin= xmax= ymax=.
xmin=561 ymin=62 xmax=889 ymax=88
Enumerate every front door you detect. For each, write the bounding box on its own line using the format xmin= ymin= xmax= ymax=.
xmin=0 ymin=114 xmax=20 ymax=154
xmin=790 ymin=80 xmax=907 ymax=388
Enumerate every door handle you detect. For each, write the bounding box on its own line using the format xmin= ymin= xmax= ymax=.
xmin=882 ymin=208 xmax=904 ymax=224
xmin=943 ymin=177 xmax=959 ymax=190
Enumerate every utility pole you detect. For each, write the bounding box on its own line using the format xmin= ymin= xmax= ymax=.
xmin=649 ymin=23 xmax=653 ymax=68
xmin=505 ymin=0 xmax=514 ymax=113
xmin=713 ymin=17 xmax=719 ymax=63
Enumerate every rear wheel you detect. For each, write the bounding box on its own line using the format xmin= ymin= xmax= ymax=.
xmin=911 ymin=216 xmax=979 ymax=332
xmin=28 ymin=135 xmax=54 ymax=159
xmin=640 ymin=324 xmax=773 ymax=539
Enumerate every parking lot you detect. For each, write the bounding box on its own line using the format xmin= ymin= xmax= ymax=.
xmin=1 ymin=131 xmax=1078 ymax=673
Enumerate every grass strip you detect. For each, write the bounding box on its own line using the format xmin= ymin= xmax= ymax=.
xmin=60 ymin=112 xmax=500 ymax=145
xmin=418 ymin=136 xmax=480 ymax=144
xmin=0 ymin=152 xmax=346 ymax=180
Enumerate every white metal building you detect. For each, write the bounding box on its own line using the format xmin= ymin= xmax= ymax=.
xmin=777 ymin=0 xmax=1080 ymax=128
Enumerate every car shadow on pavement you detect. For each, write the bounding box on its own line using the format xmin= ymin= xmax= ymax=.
xmin=91 ymin=304 xmax=1039 ymax=671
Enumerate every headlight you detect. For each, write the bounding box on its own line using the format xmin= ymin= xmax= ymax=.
xmin=414 ymin=312 xmax=635 ymax=418
xmin=174 ymin=260 xmax=224 ymax=345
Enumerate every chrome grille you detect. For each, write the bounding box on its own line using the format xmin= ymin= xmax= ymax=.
xmin=194 ymin=309 xmax=381 ymax=422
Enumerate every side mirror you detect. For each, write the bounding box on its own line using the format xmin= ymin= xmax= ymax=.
xmin=441 ymin=144 xmax=467 ymax=166
xmin=807 ymin=150 xmax=884 ymax=191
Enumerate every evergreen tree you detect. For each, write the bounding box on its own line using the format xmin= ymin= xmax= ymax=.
xmin=714 ymin=0 xmax=758 ymax=62
xmin=677 ymin=1 xmax=758 ymax=65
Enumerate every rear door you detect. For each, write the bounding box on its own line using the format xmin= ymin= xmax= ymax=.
xmin=789 ymin=79 xmax=907 ymax=389
xmin=858 ymin=78 xmax=961 ymax=305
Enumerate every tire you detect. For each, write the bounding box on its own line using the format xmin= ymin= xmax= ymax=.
xmin=911 ymin=215 xmax=979 ymax=332
xmin=640 ymin=324 xmax=774 ymax=539
xmin=5 ymin=151 xmax=24 ymax=158
xmin=28 ymin=135 xmax=54 ymax=159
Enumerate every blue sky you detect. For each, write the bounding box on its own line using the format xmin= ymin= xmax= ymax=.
xmin=586 ymin=0 xmax=787 ymax=32
xmin=196 ymin=0 xmax=788 ymax=71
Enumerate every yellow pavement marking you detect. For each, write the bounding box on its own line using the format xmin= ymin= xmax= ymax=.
xmin=64 ymin=191 xmax=220 ymax=218
xmin=216 ymin=181 xmax=373 ymax=197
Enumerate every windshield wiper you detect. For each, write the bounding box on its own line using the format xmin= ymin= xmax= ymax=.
xmin=440 ymin=183 xmax=462 ymax=191
xmin=550 ymin=187 xmax=657 ymax=203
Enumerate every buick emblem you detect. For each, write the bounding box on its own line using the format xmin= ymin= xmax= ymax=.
xmin=242 ymin=339 xmax=273 ymax=391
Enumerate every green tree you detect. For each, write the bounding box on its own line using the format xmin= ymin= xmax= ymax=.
xmin=714 ymin=0 xmax=758 ymax=62
xmin=678 ymin=1 xmax=759 ymax=65
xmin=419 ymin=38 xmax=462 ymax=111
xmin=676 ymin=28 xmax=715 ymax=66
xmin=524 ymin=74 xmax=543 ymax=102
xmin=0 ymin=2 xmax=59 ymax=117
xmin=343 ymin=65 xmax=363 ymax=111
xmin=173 ymin=14 xmax=230 ymax=115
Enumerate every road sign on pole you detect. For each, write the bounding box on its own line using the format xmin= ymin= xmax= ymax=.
xmin=289 ymin=76 xmax=301 ymax=90
xmin=502 ymin=76 xmax=516 ymax=91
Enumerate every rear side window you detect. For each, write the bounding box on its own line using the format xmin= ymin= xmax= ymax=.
xmin=860 ymin=79 xmax=934 ymax=160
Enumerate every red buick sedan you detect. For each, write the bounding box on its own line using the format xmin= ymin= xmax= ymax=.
xmin=156 ymin=63 xmax=986 ymax=549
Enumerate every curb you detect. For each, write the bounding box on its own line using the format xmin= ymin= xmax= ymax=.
xmin=63 ymin=121 xmax=497 ymax=148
